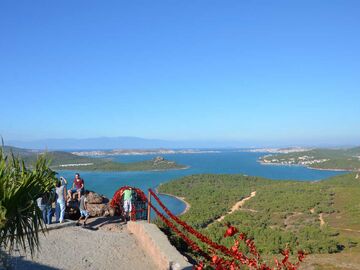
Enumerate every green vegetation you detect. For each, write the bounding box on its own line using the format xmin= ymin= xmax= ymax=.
xmin=3 ymin=146 xmax=186 ymax=172
xmin=0 ymin=148 xmax=57 ymax=258
xmin=261 ymin=147 xmax=360 ymax=171
xmin=157 ymin=173 xmax=360 ymax=260
xmin=158 ymin=174 xmax=271 ymax=228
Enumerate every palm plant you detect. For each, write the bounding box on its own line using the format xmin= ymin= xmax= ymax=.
xmin=0 ymin=147 xmax=57 ymax=256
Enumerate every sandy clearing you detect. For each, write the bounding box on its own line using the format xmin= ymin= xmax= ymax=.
xmin=332 ymin=227 xmax=360 ymax=233
xmin=215 ymin=191 xmax=257 ymax=223
xmin=319 ymin=213 xmax=325 ymax=227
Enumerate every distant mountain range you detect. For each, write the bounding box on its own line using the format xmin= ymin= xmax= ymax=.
xmin=5 ymin=136 xmax=359 ymax=151
xmin=7 ymin=137 xmax=172 ymax=150
xmin=6 ymin=136 xmax=248 ymax=150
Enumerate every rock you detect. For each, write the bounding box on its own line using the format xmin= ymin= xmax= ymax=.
xmin=109 ymin=207 xmax=116 ymax=217
xmin=87 ymin=192 xmax=104 ymax=204
xmin=153 ymin=156 xmax=165 ymax=163
xmin=64 ymin=191 xmax=111 ymax=219
xmin=86 ymin=203 xmax=109 ymax=217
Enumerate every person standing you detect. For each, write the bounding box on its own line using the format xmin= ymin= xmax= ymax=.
xmin=76 ymin=192 xmax=90 ymax=227
xmin=122 ymin=187 xmax=133 ymax=224
xmin=37 ymin=193 xmax=53 ymax=225
xmin=36 ymin=196 xmax=47 ymax=223
xmin=67 ymin=173 xmax=84 ymax=202
xmin=55 ymin=180 xmax=67 ymax=223
xmin=44 ymin=192 xmax=53 ymax=224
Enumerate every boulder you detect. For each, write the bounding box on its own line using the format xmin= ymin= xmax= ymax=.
xmin=86 ymin=203 xmax=109 ymax=217
xmin=87 ymin=192 xmax=104 ymax=204
xmin=109 ymin=207 xmax=116 ymax=217
xmin=64 ymin=191 xmax=112 ymax=219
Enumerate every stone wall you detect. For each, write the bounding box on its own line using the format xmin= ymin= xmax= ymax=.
xmin=127 ymin=221 xmax=192 ymax=270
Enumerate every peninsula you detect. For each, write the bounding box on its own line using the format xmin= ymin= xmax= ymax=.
xmin=259 ymin=147 xmax=360 ymax=171
xmin=158 ymin=172 xmax=360 ymax=269
xmin=3 ymin=146 xmax=187 ymax=172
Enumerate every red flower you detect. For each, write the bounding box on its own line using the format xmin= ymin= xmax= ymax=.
xmin=297 ymin=250 xmax=306 ymax=262
xmin=238 ymin=232 xmax=246 ymax=240
xmin=224 ymin=225 xmax=238 ymax=237
xmin=281 ymin=249 xmax=290 ymax=257
xmin=212 ymin=255 xmax=221 ymax=264
xmin=231 ymin=245 xmax=238 ymax=253
xmin=260 ymin=264 xmax=272 ymax=270
xmin=248 ymin=258 xmax=257 ymax=267
xmin=274 ymin=258 xmax=281 ymax=269
xmin=194 ymin=261 xmax=204 ymax=270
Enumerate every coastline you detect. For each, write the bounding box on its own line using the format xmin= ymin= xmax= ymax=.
xmin=155 ymin=187 xmax=190 ymax=216
xmin=257 ymin=160 xmax=351 ymax=172
xmin=55 ymin=165 xmax=190 ymax=173
xmin=72 ymin=150 xmax=221 ymax=156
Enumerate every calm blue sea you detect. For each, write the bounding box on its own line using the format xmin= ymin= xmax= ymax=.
xmin=58 ymin=151 xmax=343 ymax=216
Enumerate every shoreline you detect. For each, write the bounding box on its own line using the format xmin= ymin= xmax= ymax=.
xmin=155 ymin=187 xmax=190 ymax=216
xmin=55 ymin=165 xmax=190 ymax=173
xmin=257 ymin=160 xmax=351 ymax=172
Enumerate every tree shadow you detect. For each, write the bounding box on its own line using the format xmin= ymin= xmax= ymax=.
xmin=1 ymin=250 xmax=60 ymax=270
xmin=86 ymin=216 xmax=123 ymax=228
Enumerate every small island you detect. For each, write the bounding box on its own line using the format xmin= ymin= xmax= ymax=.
xmin=259 ymin=147 xmax=360 ymax=171
xmin=3 ymin=146 xmax=187 ymax=172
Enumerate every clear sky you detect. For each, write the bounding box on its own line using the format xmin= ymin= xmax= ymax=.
xmin=0 ymin=1 xmax=359 ymax=146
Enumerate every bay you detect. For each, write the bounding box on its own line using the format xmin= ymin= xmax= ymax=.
xmin=58 ymin=151 xmax=343 ymax=216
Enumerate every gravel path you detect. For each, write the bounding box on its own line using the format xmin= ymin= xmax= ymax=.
xmin=215 ymin=191 xmax=257 ymax=223
xmin=8 ymin=222 xmax=157 ymax=270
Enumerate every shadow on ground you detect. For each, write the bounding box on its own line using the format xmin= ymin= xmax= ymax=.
xmin=1 ymin=250 xmax=59 ymax=270
xmin=86 ymin=216 xmax=123 ymax=228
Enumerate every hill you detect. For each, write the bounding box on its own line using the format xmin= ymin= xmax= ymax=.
xmin=6 ymin=136 xmax=249 ymax=150
xmin=260 ymin=147 xmax=360 ymax=171
xmin=157 ymin=173 xmax=360 ymax=269
xmin=2 ymin=146 xmax=186 ymax=172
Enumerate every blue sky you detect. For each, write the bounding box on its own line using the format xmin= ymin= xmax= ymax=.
xmin=0 ymin=1 xmax=359 ymax=146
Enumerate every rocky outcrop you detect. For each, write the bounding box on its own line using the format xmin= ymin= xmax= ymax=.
xmin=153 ymin=156 xmax=165 ymax=163
xmin=86 ymin=203 xmax=109 ymax=217
xmin=86 ymin=191 xmax=111 ymax=217
xmin=65 ymin=191 xmax=113 ymax=220
xmin=87 ymin=192 xmax=109 ymax=204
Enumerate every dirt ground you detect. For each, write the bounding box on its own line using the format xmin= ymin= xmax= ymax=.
xmin=6 ymin=218 xmax=158 ymax=270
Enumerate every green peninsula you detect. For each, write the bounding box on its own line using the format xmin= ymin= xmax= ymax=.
xmin=3 ymin=146 xmax=187 ymax=172
xmin=158 ymin=173 xmax=360 ymax=269
xmin=260 ymin=147 xmax=360 ymax=171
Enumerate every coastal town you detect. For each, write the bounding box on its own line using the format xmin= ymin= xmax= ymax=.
xmin=261 ymin=155 xmax=330 ymax=166
xmin=247 ymin=147 xmax=310 ymax=154
xmin=71 ymin=149 xmax=220 ymax=156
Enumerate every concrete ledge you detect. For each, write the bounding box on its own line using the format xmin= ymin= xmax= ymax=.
xmin=127 ymin=221 xmax=193 ymax=270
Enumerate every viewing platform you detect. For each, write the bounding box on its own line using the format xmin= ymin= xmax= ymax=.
xmin=6 ymin=217 xmax=192 ymax=270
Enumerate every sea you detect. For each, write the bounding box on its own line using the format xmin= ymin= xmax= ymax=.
xmin=58 ymin=150 xmax=343 ymax=216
